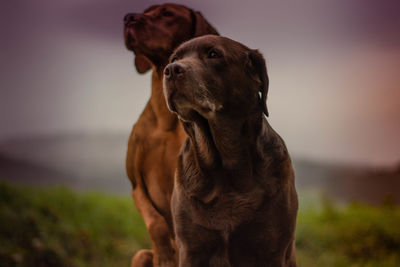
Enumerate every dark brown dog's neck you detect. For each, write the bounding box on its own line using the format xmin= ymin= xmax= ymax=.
xmin=183 ymin=112 xmax=265 ymax=170
xmin=149 ymin=68 xmax=181 ymax=131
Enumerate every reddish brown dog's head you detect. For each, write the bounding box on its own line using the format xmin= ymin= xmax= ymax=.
xmin=163 ymin=35 xmax=269 ymax=122
xmin=124 ymin=3 xmax=218 ymax=73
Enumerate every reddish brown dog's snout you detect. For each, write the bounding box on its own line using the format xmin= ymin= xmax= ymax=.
xmin=164 ymin=63 xmax=186 ymax=80
xmin=124 ymin=13 xmax=140 ymax=26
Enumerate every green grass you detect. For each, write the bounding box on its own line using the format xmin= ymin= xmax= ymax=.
xmin=0 ymin=183 xmax=399 ymax=267
xmin=296 ymin=194 xmax=400 ymax=266
xmin=0 ymin=182 xmax=150 ymax=267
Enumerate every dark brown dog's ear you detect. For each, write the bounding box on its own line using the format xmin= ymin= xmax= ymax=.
xmin=192 ymin=11 xmax=219 ymax=37
xmin=135 ymin=54 xmax=152 ymax=74
xmin=247 ymin=50 xmax=269 ymax=116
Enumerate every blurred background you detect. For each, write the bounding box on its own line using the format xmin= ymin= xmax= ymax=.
xmin=1 ymin=0 xmax=399 ymax=202
xmin=1 ymin=0 xmax=400 ymax=266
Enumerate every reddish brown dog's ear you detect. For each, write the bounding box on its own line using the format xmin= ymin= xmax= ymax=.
xmin=247 ymin=50 xmax=269 ymax=116
xmin=192 ymin=11 xmax=219 ymax=37
xmin=135 ymin=54 xmax=152 ymax=74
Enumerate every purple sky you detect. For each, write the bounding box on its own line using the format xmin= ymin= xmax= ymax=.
xmin=1 ymin=0 xmax=399 ymax=166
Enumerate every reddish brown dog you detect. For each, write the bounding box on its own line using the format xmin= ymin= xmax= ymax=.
xmin=164 ymin=35 xmax=298 ymax=266
xmin=123 ymin=4 xmax=218 ymax=267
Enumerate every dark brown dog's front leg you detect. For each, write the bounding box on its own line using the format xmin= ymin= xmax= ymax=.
xmin=131 ymin=188 xmax=177 ymax=267
xmin=173 ymin=197 xmax=229 ymax=266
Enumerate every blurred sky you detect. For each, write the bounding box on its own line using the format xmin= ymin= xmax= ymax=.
xmin=0 ymin=0 xmax=399 ymax=166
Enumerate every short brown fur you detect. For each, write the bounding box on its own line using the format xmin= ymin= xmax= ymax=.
xmin=163 ymin=35 xmax=298 ymax=267
xmin=124 ymin=4 xmax=218 ymax=267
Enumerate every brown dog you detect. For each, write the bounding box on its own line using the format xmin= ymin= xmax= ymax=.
xmin=123 ymin=4 xmax=218 ymax=267
xmin=163 ymin=35 xmax=298 ymax=267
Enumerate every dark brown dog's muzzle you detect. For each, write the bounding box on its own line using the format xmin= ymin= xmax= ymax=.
xmin=163 ymin=62 xmax=188 ymax=113
xmin=164 ymin=63 xmax=186 ymax=81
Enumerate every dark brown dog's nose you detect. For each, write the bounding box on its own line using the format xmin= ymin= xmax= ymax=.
xmin=124 ymin=13 xmax=140 ymax=25
xmin=164 ymin=63 xmax=186 ymax=80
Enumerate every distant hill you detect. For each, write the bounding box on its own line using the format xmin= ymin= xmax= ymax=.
xmin=293 ymin=159 xmax=400 ymax=204
xmin=0 ymin=133 xmax=399 ymax=204
xmin=0 ymin=133 xmax=131 ymax=194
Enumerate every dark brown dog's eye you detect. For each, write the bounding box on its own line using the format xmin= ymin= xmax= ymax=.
xmin=171 ymin=57 xmax=178 ymax=63
xmin=208 ymin=50 xmax=221 ymax=59
xmin=162 ymin=10 xmax=174 ymax=17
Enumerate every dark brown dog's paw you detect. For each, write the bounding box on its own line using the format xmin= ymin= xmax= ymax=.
xmin=131 ymin=249 xmax=153 ymax=267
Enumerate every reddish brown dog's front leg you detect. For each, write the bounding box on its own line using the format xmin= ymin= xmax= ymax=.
xmin=131 ymin=249 xmax=153 ymax=267
xmin=131 ymin=188 xmax=177 ymax=267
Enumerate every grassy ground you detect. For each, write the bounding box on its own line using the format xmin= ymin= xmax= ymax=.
xmin=296 ymin=195 xmax=400 ymax=266
xmin=0 ymin=182 xmax=399 ymax=267
xmin=0 ymin=182 xmax=150 ymax=267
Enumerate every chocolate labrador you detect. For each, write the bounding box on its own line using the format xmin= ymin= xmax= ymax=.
xmin=123 ymin=4 xmax=218 ymax=267
xmin=163 ymin=35 xmax=298 ymax=267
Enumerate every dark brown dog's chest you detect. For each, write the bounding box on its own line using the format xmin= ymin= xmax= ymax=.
xmin=182 ymin=173 xmax=267 ymax=231
xmin=181 ymin=183 xmax=291 ymax=264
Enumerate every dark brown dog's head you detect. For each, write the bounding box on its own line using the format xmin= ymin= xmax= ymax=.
xmin=163 ymin=35 xmax=269 ymax=122
xmin=124 ymin=3 xmax=218 ymax=73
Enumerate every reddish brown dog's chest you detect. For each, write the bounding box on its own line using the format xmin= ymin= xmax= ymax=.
xmin=129 ymin=119 xmax=186 ymax=215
